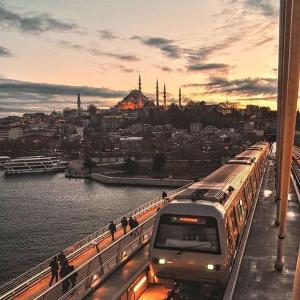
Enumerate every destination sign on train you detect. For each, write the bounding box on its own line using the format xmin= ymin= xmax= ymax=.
xmin=170 ymin=216 xmax=206 ymax=224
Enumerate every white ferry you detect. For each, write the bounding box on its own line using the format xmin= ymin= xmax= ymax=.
xmin=3 ymin=156 xmax=68 ymax=175
xmin=0 ymin=156 xmax=10 ymax=170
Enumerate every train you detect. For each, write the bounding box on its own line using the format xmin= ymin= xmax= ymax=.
xmin=149 ymin=142 xmax=270 ymax=291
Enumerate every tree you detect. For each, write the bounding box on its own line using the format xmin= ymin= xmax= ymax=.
xmin=152 ymin=153 xmax=166 ymax=172
xmin=123 ymin=158 xmax=138 ymax=175
xmin=83 ymin=158 xmax=97 ymax=173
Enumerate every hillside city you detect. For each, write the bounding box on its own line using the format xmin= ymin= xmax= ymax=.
xmin=0 ymin=76 xmax=279 ymax=179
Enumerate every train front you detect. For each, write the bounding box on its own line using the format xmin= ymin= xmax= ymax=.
xmin=149 ymin=201 xmax=229 ymax=288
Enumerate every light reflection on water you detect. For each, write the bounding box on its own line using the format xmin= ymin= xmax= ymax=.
xmin=0 ymin=172 xmax=171 ymax=284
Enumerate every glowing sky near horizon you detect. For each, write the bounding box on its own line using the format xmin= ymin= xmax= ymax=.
xmin=0 ymin=0 xmax=281 ymax=117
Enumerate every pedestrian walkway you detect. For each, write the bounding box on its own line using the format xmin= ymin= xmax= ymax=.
xmin=14 ymin=207 xmax=160 ymax=300
xmin=233 ymin=160 xmax=300 ymax=300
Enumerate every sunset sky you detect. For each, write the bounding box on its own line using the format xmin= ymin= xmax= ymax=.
xmin=0 ymin=0 xmax=280 ymax=117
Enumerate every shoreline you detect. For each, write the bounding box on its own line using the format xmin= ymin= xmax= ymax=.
xmin=90 ymin=172 xmax=194 ymax=187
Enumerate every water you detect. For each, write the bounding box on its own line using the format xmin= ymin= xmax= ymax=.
xmin=0 ymin=172 xmax=171 ymax=285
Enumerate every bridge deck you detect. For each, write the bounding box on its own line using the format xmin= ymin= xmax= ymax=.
xmin=233 ymin=159 xmax=300 ymax=300
xmin=14 ymin=207 xmax=158 ymax=300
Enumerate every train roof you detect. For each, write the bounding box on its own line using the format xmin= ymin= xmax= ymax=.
xmin=174 ymin=142 xmax=269 ymax=204
xmin=174 ymin=163 xmax=251 ymax=203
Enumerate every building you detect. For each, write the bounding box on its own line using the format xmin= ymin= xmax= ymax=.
xmin=101 ymin=115 xmax=124 ymax=132
xmin=190 ymin=122 xmax=203 ymax=135
xmin=120 ymin=137 xmax=143 ymax=151
xmin=9 ymin=127 xmax=24 ymax=140
xmin=115 ymin=75 xmax=155 ymax=110
xmin=0 ymin=128 xmax=9 ymax=141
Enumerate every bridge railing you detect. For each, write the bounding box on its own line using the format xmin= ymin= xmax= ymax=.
xmin=34 ymin=215 xmax=156 ymax=300
xmin=0 ymin=182 xmax=192 ymax=300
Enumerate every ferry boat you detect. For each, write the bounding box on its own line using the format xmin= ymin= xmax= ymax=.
xmin=3 ymin=156 xmax=68 ymax=175
xmin=0 ymin=156 xmax=10 ymax=170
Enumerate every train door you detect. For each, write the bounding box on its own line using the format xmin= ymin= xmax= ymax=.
xmin=231 ymin=210 xmax=240 ymax=246
xmin=225 ymin=219 xmax=235 ymax=265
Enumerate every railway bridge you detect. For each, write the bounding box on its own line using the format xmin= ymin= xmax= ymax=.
xmin=1 ymin=0 xmax=300 ymax=299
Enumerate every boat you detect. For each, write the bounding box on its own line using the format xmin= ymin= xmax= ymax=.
xmin=0 ymin=156 xmax=10 ymax=170
xmin=3 ymin=156 xmax=68 ymax=175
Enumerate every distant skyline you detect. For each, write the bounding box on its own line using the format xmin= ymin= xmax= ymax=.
xmin=0 ymin=0 xmax=280 ymax=117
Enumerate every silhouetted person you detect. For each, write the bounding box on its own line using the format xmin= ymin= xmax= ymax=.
xmin=60 ymin=263 xmax=71 ymax=293
xmin=162 ymin=191 xmax=167 ymax=198
xmin=121 ymin=216 xmax=128 ymax=235
xmin=49 ymin=256 xmax=59 ymax=286
xmin=133 ymin=218 xmax=139 ymax=236
xmin=109 ymin=221 xmax=116 ymax=241
xmin=58 ymin=251 xmax=68 ymax=267
xmin=129 ymin=216 xmax=135 ymax=236
xmin=68 ymin=265 xmax=78 ymax=288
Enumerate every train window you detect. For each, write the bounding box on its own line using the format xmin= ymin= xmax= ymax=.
xmin=154 ymin=214 xmax=221 ymax=254
xmin=234 ymin=207 xmax=241 ymax=223
xmin=238 ymin=199 xmax=244 ymax=217
xmin=230 ymin=211 xmax=237 ymax=230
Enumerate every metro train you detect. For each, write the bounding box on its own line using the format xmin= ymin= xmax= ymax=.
xmin=149 ymin=142 xmax=270 ymax=290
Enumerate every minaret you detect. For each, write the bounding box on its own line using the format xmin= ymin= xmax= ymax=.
xmin=156 ymin=80 xmax=159 ymax=106
xmin=163 ymin=83 xmax=167 ymax=110
xmin=77 ymin=93 xmax=81 ymax=117
xmin=138 ymin=73 xmax=142 ymax=93
xmin=179 ymin=88 xmax=182 ymax=108
xmin=138 ymin=92 xmax=142 ymax=109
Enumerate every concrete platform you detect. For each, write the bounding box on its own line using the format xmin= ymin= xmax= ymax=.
xmin=233 ymin=160 xmax=300 ymax=300
xmin=87 ymin=246 xmax=149 ymax=300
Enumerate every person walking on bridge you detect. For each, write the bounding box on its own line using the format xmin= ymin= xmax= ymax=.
xmin=58 ymin=251 xmax=68 ymax=267
xmin=129 ymin=216 xmax=135 ymax=236
xmin=49 ymin=256 xmax=59 ymax=286
xmin=109 ymin=221 xmax=116 ymax=241
xmin=121 ymin=216 xmax=128 ymax=235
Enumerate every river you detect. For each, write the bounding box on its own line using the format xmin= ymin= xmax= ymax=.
xmin=0 ymin=172 xmax=171 ymax=285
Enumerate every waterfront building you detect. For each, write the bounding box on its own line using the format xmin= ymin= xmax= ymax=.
xmin=8 ymin=127 xmax=24 ymax=140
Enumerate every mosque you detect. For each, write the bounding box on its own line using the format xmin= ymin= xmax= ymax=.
xmin=115 ymin=74 xmax=154 ymax=110
xmin=115 ymin=74 xmax=181 ymax=111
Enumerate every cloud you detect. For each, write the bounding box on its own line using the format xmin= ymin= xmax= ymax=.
xmin=0 ymin=77 xmax=128 ymax=116
xmin=200 ymin=76 xmax=277 ymax=96
xmin=186 ymin=63 xmax=230 ymax=72
xmin=245 ymin=0 xmax=277 ymax=17
xmin=89 ymin=48 xmax=140 ymax=61
xmin=0 ymin=77 xmax=127 ymax=98
xmin=57 ymin=40 xmax=83 ymax=50
xmin=114 ymin=65 xmax=136 ymax=73
xmin=0 ymin=3 xmax=76 ymax=34
xmin=154 ymin=65 xmax=173 ymax=72
xmin=0 ymin=46 xmax=12 ymax=57
xmin=131 ymin=35 xmax=182 ymax=59
xmin=98 ymin=29 xmax=117 ymax=40
xmin=254 ymin=36 xmax=274 ymax=47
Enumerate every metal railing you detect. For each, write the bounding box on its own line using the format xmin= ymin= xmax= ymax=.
xmin=0 ymin=183 xmax=191 ymax=300
xmin=35 ymin=216 xmax=156 ymax=300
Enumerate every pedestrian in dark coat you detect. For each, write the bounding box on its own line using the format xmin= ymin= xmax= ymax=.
xmin=49 ymin=256 xmax=59 ymax=286
xmin=128 ymin=216 xmax=135 ymax=236
xmin=58 ymin=251 xmax=68 ymax=267
xmin=109 ymin=221 xmax=116 ymax=241
xmin=60 ymin=263 xmax=70 ymax=294
xmin=133 ymin=218 xmax=139 ymax=236
xmin=121 ymin=216 xmax=128 ymax=235
xmin=68 ymin=265 xmax=78 ymax=288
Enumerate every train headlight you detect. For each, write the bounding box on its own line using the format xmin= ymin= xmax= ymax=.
xmin=158 ymin=258 xmax=166 ymax=265
xmin=206 ymin=264 xmax=220 ymax=271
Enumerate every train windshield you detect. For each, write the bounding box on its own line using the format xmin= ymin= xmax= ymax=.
xmin=154 ymin=214 xmax=220 ymax=254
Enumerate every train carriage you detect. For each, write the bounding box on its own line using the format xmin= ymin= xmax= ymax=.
xmin=149 ymin=142 xmax=269 ymax=289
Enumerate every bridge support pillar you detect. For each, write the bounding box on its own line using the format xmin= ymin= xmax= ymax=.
xmin=274 ymin=0 xmax=300 ymax=272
